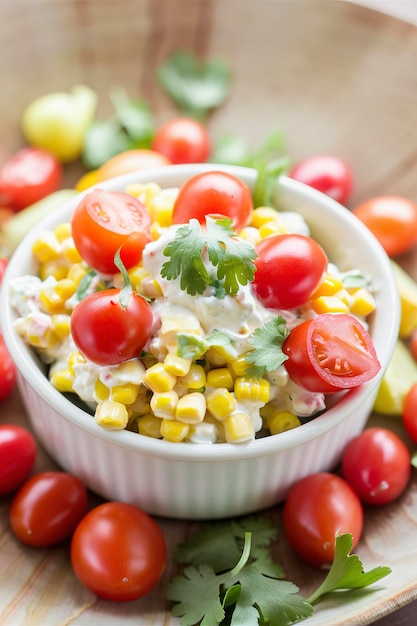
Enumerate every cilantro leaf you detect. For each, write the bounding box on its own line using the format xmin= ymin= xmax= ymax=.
xmin=110 ymin=86 xmax=154 ymax=145
xmin=307 ymin=533 xmax=392 ymax=605
xmin=82 ymin=119 xmax=133 ymax=169
xmin=339 ymin=269 xmax=372 ymax=290
xmin=157 ymin=51 xmax=231 ymax=120
xmin=246 ymin=317 xmax=289 ymax=376
xmin=161 ymin=217 xmax=257 ymax=296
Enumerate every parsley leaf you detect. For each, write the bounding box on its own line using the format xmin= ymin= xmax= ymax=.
xmin=161 ymin=217 xmax=257 ymax=296
xmin=157 ymin=51 xmax=231 ymax=121
xmin=307 ymin=533 xmax=392 ymax=605
xmin=246 ymin=317 xmax=289 ymax=376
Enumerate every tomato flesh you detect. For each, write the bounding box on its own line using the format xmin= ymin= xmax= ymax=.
xmin=0 ymin=425 xmax=37 ymax=495
xmin=0 ymin=332 xmax=17 ymax=401
xmin=282 ymin=313 xmax=381 ymax=393
xmin=403 ymin=382 xmax=417 ymax=444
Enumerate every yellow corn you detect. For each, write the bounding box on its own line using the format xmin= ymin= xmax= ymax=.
xmin=128 ymin=266 xmax=149 ymax=292
xmin=67 ymin=263 xmax=88 ymax=287
xmin=150 ymin=390 xmax=179 ymax=419
xmin=129 ymin=385 xmax=151 ymax=415
xmin=95 ymin=400 xmax=129 ymax=430
xmin=164 ymin=354 xmax=192 ymax=377
xmin=50 ymin=368 xmax=74 ymax=392
xmin=179 ymin=363 xmax=207 ymax=389
xmin=111 ymin=383 xmax=139 ymax=405
xmin=187 ymin=421 xmax=218 ymax=444
xmin=349 ymin=288 xmax=376 ymax=317
xmin=32 ymin=231 xmax=61 ymax=263
xmin=125 ymin=182 xmax=161 ymax=205
xmin=150 ymin=221 xmax=167 ymax=240
xmin=206 ymin=342 xmax=238 ymax=366
xmin=160 ymin=316 xmax=202 ymax=353
xmin=311 ymin=295 xmax=350 ymax=315
xmin=140 ymin=277 xmax=163 ymax=299
xmin=227 ymin=356 xmax=250 ymax=378
xmin=26 ymin=315 xmax=58 ymax=349
xmin=62 ymin=237 xmax=83 ymax=264
xmin=39 ymin=278 xmax=76 ymax=314
xmin=311 ymin=273 xmax=344 ymax=298
xmin=68 ymin=350 xmax=86 ymax=376
xmin=160 ymin=418 xmax=189 ymax=442
xmin=206 ymin=388 xmax=237 ymax=420
xmin=258 ymin=221 xmax=288 ymax=238
xmin=137 ymin=414 xmax=162 ymax=439
xmin=251 ymin=206 xmax=280 ymax=228
xmin=143 ymin=363 xmax=177 ymax=393
xmin=268 ymin=411 xmax=301 ymax=435
xmin=238 ymin=226 xmax=262 ymax=246
xmin=234 ymin=376 xmax=270 ymax=403
xmin=95 ymin=379 xmax=110 ymax=401
xmin=175 ymin=392 xmax=206 ymax=424
xmin=206 ymin=367 xmax=234 ymax=390
xmin=148 ymin=194 xmax=174 ymax=226
xmin=38 ymin=260 xmax=69 ymax=281
xmin=54 ymin=222 xmax=72 ymax=242
xmin=50 ymin=314 xmax=71 ymax=339
xmin=223 ymin=412 xmax=255 ymax=443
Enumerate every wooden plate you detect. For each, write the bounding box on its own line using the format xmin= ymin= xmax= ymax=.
xmin=1 ymin=1 xmax=417 ymax=624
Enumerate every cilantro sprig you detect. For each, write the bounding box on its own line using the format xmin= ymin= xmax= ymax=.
xmin=160 ymin=216 xmax=257 ymax=296
xmin=167 ymin=518 xmax=392 ymax=626
xmin=246 ymin=316 xmax=289 ymax=376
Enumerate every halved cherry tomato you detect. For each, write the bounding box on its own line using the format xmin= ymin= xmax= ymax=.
xmin=0 ymin=147 xmax=62 ymax=212
xmin=0 ymin=425 xmax=37 ymax=495
xmin=71 ymin=189 xmax=152 ymax=274
xmin=70 ymin=502 xmax=167 ymax=601
xmin=172 ymin=171 xmax=253 ymax=231
xmin=341 ymin=427 xmax=411 ymax=505
xmin=289 ymin=155 xmax=353 ymax=205
xmin=96 ymin=148 xmax=170 ymax=182
xmin=0 ymin=332 xmax=17 ymax=402
xmin=283 ymin=472 xmax=364 ymax=567
xmin=152 ymin=117 xmax=211 ymax=164
xmin=352 ymin=196 xmax=417 ymax=257
xmin=252 ymin=234 xmax=327 ymax=310
xmin=282 ymin=313 xmax=381 ymax=393
xmin=70 ymin=288 xmax=153 ymax=365
xmin=10 ymin=471 xmax=88 ymax=547
xmin=402 ymin=382 xmax=417 ymax=444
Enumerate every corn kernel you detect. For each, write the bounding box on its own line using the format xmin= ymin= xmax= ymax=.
xmin=164 ymin=354 xmax=192 ymax=377
xmin=160 ymin=316 xmax=201 ymax=352
xmin=62 ymin=237 xmax=83 ymax=264
xmin=95 ymin=400 xmax=129 ymax=430
xmin=311 ymin=273 xmax=344 ymax=298
xmin=68 ymin=350 xmax=86 ymax=376
xmin=143 ymin=363 xmax=177 ymax=393
xmin=150 ymin=390 xmax=179 ymax=419
xmin=349 ymin=288 xmax=376 ymax=317
xmin=50 ymin=314 xmax=71 ymax=339
xmin=179 ymin=363 xmax=207 ymax=389
xmin=148 ymin=195 xmax=174 ymax=226
xmin=268 ymin=411 xmax=301 ymax=435
xmin=238 ymin=226 xmax=262 ymax=246
xmin=32 ymin=231 xmax=61 ymax=263
xmin=95 ymin=379 xmax=110 ymax=401
xmin=206 ymin=388 xmax=237 ymax=420
xmin=258 ymin=221 xmax=288 ymax=238
xmin=125 ymin=182 xmax=161 ymax=205
xmin=128 ymin=266 xmax=149 ymax=292
xmin=67 ymin=263 xmax=88 ymax=286
xmin=54 ymin=223 xmax=72 ymax=242
xmin=176 ymin=392 xmax=206 ymax=424
xmin=26 ymin=316 xmax=58 ymax=349
xmin=50 ymin=368 xmax=74 ymax=392
xmin=137 ymin=414 xmax=162 ymax=439
xmin=128 ymin=385 xmax=151 ymax=415
xmin=311 ymin=295 xmax=350 ymax=314
xmin=111 ymin=383 xmax=139 ymax=405
xmin=187 ymin=422 xmax=218 ymax=444
xmin=39 ymin=260 xmax=68 ymax=281
xmin=160 ymin=419 xmax=189 ymax=442
xmin=227 ymin=356 xmax=250 ymax=378
xmin=223 ymin=412 xmax=255 ymax=443
xmin=251 ymin=206 xmax=280 ymax=228
xmin=234 ymin=376 xmax=270 ymax=403
xmin=206 ymin=342 xmax=238 ymax=365
xmin=206 ymin=368 xmax=234 ymax=390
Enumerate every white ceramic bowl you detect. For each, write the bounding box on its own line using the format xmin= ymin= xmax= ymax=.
xmin=0 ymin=164 xmax=400 ymax=520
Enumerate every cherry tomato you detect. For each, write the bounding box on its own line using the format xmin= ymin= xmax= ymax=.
xmin=10 ymin=471 xmax=88 ymax=547
xmin=96 ymin=149 xmax=170 ymax=182
xmin=341 ymin=427 xmax=411 ymax=505
xmin=172 ymin=171 xmax=253 ymax=232
xmin=283 ymin=472 xmax=364 ymax=567
xmin=0 ymin=147 xmax=62 ymax=212
xmin=403 ymin=383 xmax=417 ymax=444
xmin=0 ymin=425 xmax=37 ymax=495
xmin=0 ymin=332 xmax=17 ymax=402
xmin=252 ymin=234 xmax=327 ymax=310
xmin=289 ymin=155 xmax=353 ymax=205
xmin=70 ymin=288 xmax=153 ymax=365
xmin=0 ymin=257 xmax=8 ymax=283
xmin=152 ymin=117 xmax=211 ymax=164
xmin=71 ymin=189 xmax=152 ymax=274
xmin=70 ymin=502 xmax=167 ymax=602
xmin=282 ymin=313 xmax=381 ymax=393
xmin=352 ymin=196 xmax=417 ymax=257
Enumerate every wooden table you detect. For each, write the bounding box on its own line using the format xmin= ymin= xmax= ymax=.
xmin=2 ymin=1 xmax=417 ymax=624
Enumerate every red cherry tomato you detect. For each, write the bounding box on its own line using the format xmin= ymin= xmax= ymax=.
xmin=289 ymin=155 xmax=353 ymax=205
xmin=283 ymin=472 xmax=364 ymax=567
xmin=10 ymin=471 xmax=88 ymax=547
xmin=0 ymin=147 xmax=62 ymax=212
xmin=70 ymin=502 xmax=167 ymax=602
xmin=403 ymin=383 xmax=417 ymax=444
xmin=252 ymin=234 xmax=327 ymax=310
xmin=71 ymin=189 xmax=152 ymax=274
xmin=0 ymin=425 xmax=37 ymax=495
xmin=341 ymin=427 xmax=411 ymax=505
xmin=0 ymin=257 xmax=8 ymax=283
xmin=172 ymin=171 xmax=253 ymax=232
xmin=282 ymin=313 xmax=381 ymax=393
xmin=0 ymin=332 xmax=17 ymax=402
xmin=152 ymin=117 xmax=211 ymax=164
xmin=352 ymin=196 xmax=417 ymax=257
xmin=96 ymin=148 xmax=170 ymax=182
xmin=70 ymin=288 xmax=153 ymax=366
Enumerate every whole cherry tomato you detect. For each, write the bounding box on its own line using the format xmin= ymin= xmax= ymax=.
xmin=172 ymin=171 xmax=253 ymax=232
xmin=352 ymin=196 xmax=417 ymax=257
xmin=282 ymin=313 xmax=381 ymax=393
xmin=152 ymin=117 xmax=211 ymax=164
xmin=289 ymin=155 xmax=353 ymax=205
xmin=341 ymin=427 xmax=411 ymax=505
xmin=0 ymin=257 xmax=8 ymax=284
xmin=70 ymin=502 xmax=167 ymax=601
xmin=0 ymin=425 xmax=37 ymax=495
xmin=252 ymin=233 xmax=327 ymax=310
xmin=0 ymin=332 xmax=17 ymax=402
xmin=10 ymin=471 xmax=88 ymax=547
xmin=70 ymin=288 xmax=153 ymax=365
xmin=0 ymin=147 xmax=62 ymax=212
xmin=283 ymin=472 xmax=364 ymax=567
xmin=71 ymin=189 xmax=152 ymax=274
xmin=403 ymin=382 xmax=417 ymax=444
